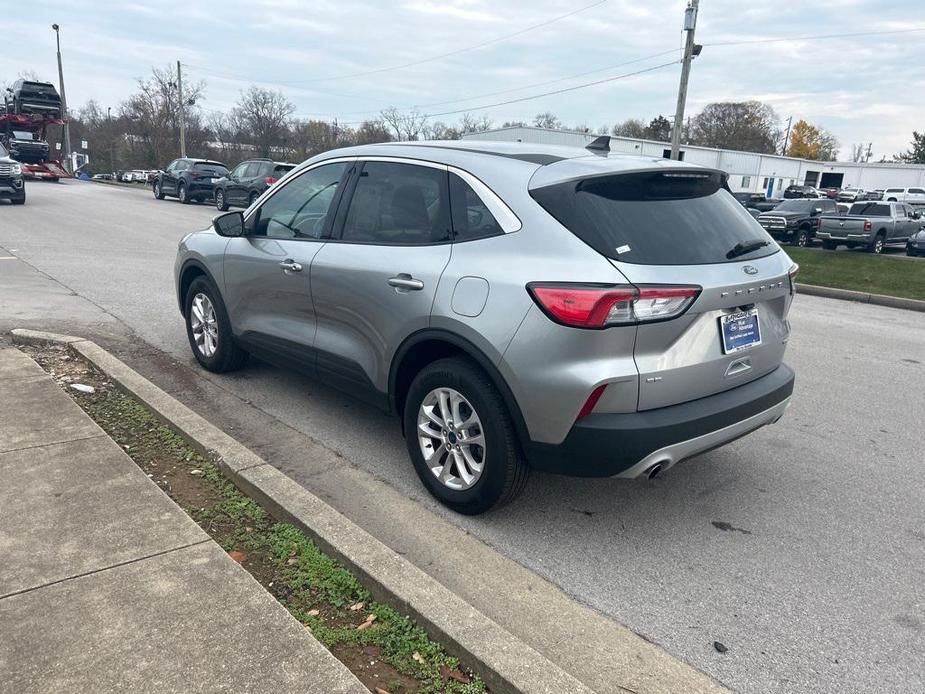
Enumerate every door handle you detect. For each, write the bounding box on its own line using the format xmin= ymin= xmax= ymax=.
xmin=279 ymin=259 xmax=303 ymax=273
xmin=388 ymin=274 xmax=424 ymax=291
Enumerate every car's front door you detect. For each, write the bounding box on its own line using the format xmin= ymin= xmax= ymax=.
xmin=161 ymin=160 xmax=179 ymax=194
xmin=225 ymin=162 xmax=248 ymax=205
xmin=221 ymin=160 xmax=351 ymax=376
xmin=310 ymin=159 xmax=453 ymax=407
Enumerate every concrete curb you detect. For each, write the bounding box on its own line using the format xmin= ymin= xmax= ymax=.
xmin=796 ymin=282 xmax=925 ymax=312
xmin=11 ymin=328 xmax=594 ymax=694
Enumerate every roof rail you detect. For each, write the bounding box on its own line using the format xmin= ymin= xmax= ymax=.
xmin=585 ymin=135 xmax=611 ymax=153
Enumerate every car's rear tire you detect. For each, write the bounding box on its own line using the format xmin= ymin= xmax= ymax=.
xmin=403 ymin=357 xmax=528 ymax=515
xmin=184 ymin=277 xmax=247 ymax=373
xmin=792 ymin=227 xmax=810 ymax=247
xmin=215 ymin=189 xmax=228 ymax=211
xmin=178 ymin=182 xmax=190 ymax=204
xmin=153 ymin=181 xmax=164 ymax=199
xmin=868 ymin=232 xmax=885 ymax=254
xmin=822 ymin=240 xmax=837 ymax=250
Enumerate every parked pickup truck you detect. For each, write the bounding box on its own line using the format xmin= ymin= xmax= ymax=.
xmin=817 ymin=201 xmax=923 ymax=253
xmin=757 ymin=197 xmax=838 ymax=246
xmin=882 ymin=187 xmax=925 ymax=206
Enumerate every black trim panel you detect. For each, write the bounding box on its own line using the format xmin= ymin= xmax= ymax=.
xmin=526 ymin=364 xmax=795 ymax=477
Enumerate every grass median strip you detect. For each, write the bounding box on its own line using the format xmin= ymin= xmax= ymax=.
xmin=788 ymin=247 xmax=925 ymax=301
xmin=25 ymin=344 xmax=486 ymax=694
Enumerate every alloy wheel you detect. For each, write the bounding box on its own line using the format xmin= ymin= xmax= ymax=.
xmin=189 ymin=292 xmax=218 ymax=357
xmin=417 ymin=387 xmax=485 ymax=491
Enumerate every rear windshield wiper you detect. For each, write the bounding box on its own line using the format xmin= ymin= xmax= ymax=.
xmin=726 ymin=239 xmax=770 ymax=259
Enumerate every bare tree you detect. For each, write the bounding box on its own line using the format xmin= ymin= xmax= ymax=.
xmin=533 ymin=111 xmax=561 ymax=130
xmin=380 ymin=107 xmax=428 ymax=141
xmin=459 ymin=113 xmax=493 ymax=134
xmin=423 ymin=121 xmax=461 ymax=140
xmin=850 ymin=143 xmax=866 ymax=162
xmin=232 ymin=86 xmax=295 ymax=157
xmin=611 ymin=118 xmax=647 ymax=138
xmin=351 ymin=119 xmax=393 ymax=146
xmin=689 ymin=101 xmax=781 ymax=154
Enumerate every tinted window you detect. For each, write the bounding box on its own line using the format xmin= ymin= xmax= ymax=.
xmin=910 ymin=188 xmax=925 ymax=195
xmin=848 ymin=203 xmax=890 ymax=216
xmin=340 ymin=161 xmax=450 ymax=245
xmin=774 ymin=200 xmax=815 ymax=212
xmin=823 ymin=200 xmax=836 ymax=212
xmin=885 ymin=188 xmax=903 ymax=193
xmin=449 ymin=173 xmax=503 ymax=241
xmin=273 ymin=164 xmax=295 ymax=177
xmin=193 ymin=162 xmax=228 ymax=176
xmin=251 ymin=162 xmax=347 ymax=239
xmin=530 ymin=171 xmax=778 ymax=265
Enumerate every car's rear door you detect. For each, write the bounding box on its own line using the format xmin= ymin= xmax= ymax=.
xmin=221 ymin=160 xmax=351 ymax=376
xmin=310 ymin=158 xmax=453 ymax=407
xmin=530 ymin=167 xmax=794 ymax=412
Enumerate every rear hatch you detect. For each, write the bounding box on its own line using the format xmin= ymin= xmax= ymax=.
xmin=530 ymin=164 xmax=794 ymax=411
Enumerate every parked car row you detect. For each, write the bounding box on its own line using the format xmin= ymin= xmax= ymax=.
xmin=780 ymin=183 xmax=925 ymax=205
xmin=151 ymin=157 xmax=296 ymax=208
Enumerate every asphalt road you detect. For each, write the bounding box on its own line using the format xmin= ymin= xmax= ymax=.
xmin=2 ymin=181 xmax=923 ymax=694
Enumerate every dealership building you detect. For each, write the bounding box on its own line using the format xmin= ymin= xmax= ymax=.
xmin=463 ymin=126 xmax=925 ymax=199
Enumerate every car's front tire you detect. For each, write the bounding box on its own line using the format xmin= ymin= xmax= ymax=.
xmin=792 ymin=227 xmax=810 ymax=247
xmin=184 ymin=277 xmax=247 ymax=373
xmin=215 ymin=189 xmax=228 ymax=211
xmin=153 ymin=181 xmax=165 ymax=199
xmin=404 ymin=357 xmax=528 ymax=515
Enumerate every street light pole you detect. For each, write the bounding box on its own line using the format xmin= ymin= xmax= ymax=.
xmin=107 ymin=106 xmax=115 ymax=174
xmin=177 ymin=60 xmax=186 ymax=157
xmin=52 ymin=23 xmax=72 ymax=171
xmin=670 ymin=0 xmax=699 ymax=161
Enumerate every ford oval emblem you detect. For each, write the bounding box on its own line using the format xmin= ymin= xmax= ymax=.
xmin=743 ymin=265 xmax=759 ymax=275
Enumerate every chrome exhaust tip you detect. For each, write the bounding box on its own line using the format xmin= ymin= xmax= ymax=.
xmin=645 ymin=462 xmax=665 ymax=480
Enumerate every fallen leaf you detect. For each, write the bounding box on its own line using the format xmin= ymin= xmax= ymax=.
xmin=439 ymin=664 xmax=471 ymax=684
xmin=189 ymin=469 xmax=203 ymax=476
xmin=228 ymin=550 xmax=247 ymax=563
xmin=286 ymin=556 xmax=299 ymax=565
xmin=349 ymin=601 xmax=365 ymax=611
xmin=374 ymin=688 xmax=391 ymax=694
xmin=714 ymin=641 xmax=728 ymax=653
xmin=357 ymin=614 xmax=377 ymax=630
xmin=69 ymin=383 xmax=95 ymax=394
xmin=412 ymin=651 xmax=423 ymax=663
xmin=307 ymin=608 xmax=320 ymax=617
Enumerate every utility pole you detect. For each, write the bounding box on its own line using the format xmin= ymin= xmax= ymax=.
xmin=781 ymin=115 xmax=793 ymax=156
xmin=177 ymin=60 xmax=186 ymax=157
xmin=52 ymin=23 xmax=71 ymax=170
xmin=107 ymin=106 xmax=115 ymax=174
xmin=670 ymin=0 xmax=700 ymax=160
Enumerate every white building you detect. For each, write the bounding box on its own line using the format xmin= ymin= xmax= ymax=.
xmin=463 ymin=126 xmax=925 ymax=199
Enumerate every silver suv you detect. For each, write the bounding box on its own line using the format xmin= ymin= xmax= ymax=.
xmin=174 ymin=139 xmax=796 ymax=514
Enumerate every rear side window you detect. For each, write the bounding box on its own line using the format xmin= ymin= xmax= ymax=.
xmin=340 ymin=161 xmax=450 ymax=245
xmin=449 ymin=173 xmax=503 ymax=241
xmin=530 ymin=171 xmax=778 ymax=265
xmin=849 ymin=203 xmax=890 ymax=216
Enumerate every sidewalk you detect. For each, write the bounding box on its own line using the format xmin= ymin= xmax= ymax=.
xmin=0 ymin=347 xmax=366 ymax=694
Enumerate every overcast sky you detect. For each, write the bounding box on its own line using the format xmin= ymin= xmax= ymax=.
xmin=3 ymin=0 xmax=923 ymax=160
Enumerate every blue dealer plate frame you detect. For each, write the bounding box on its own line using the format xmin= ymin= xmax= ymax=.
xmin=720 ymin=309 xmax=761 ymax=354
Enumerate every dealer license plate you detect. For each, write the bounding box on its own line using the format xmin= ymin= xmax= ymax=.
xmin=720 ymin=309 xmax=761 ymax=354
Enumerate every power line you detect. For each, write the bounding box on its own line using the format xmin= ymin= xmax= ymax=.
xmin=703 ymin=25 xmax=925 ymax=47
xmin=290 ymin=48 xmax=683 ymax=119
xmin=189 ymin=0 xmax=609 ymax=86
xmin=332 ymin=58 xmax=681 ymax=126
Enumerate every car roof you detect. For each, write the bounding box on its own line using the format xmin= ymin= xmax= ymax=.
xmin=304 ymin=139 xmax=714 ymax=189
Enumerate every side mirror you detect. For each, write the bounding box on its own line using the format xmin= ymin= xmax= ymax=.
xmin=212 ymin=211 xmax=245 ymax=237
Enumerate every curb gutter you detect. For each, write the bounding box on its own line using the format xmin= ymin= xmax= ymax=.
xmin=796 ymin=282 xmax=925 ymax=312
xmin=11 ymin=329 xmax=594 ymax=694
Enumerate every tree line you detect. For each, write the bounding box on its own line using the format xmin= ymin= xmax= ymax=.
xmin=6 ymin=65 xmax=924 ymax=171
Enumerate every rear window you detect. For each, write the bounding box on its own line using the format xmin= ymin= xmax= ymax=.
xmin=193 ymin=162 xmax=228 ymax=175
xmin=848 ymin=203 xmax=890 ymax=216
xmin=273 ymin=164 xmax=295 ymax=177
xmin=774 ymin=200 xmax=815 ymax=212
xmin=530 ymin=171 xmax=778 ymax=265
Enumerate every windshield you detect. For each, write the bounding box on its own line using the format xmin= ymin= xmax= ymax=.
xmin=0 ymin=143 xmax=8 ymax=157
xmin=530 ymin=170 xmax=779 ymax=265
xmin=773 ymin=200 xmax=816 ymax=212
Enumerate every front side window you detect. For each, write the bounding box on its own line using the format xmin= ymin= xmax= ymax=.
xmin=250 ymin=162 xmax=347 ymax=239
xmin=340 ymin=161 xmax=450 ymax=245
xmin=449 ymin=174 xmax=503 ymax=241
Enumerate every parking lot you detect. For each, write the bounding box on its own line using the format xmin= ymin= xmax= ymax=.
xmin=1 ymin=180 xmax=923 ymax=694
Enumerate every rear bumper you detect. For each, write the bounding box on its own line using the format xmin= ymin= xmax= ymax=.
xmin=816 ymin=230 xmax=871 ymax=242
xmin=187 ymin=181 xmax=216 ymax=196
xmin=524 ymin=364 xmax=795 ymax=478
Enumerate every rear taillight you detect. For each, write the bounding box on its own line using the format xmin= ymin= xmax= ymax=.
xmin=527 ymin=283 xmax=700 ymax=329
xmin=863 ymin=220 xmax=872 ymax=232
xmin=265 ymin=176 xmax=278 ymax=186
xmin=788 ymin=263 xmax=799 ymax=295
